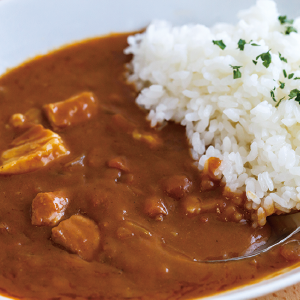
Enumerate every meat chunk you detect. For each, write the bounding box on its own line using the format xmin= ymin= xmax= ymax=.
xmin=0 ymin=124 xmax=69 ymax=175
xmin=144 ymin=196 xmax=168 ymax=221
xmin=51 ymin=215 xmax=100 ymax=261
xmin=31 ymin=191 xmax=69 ymax=226
xmin=162 ymin=175 xmax=192 ymax=200
xmin=43 ymin=92 xmax=98 ymax=131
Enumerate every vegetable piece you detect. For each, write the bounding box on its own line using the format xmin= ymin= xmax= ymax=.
xmin=256 ymin=51 xmax=272 ymax=68
xmin=212 ymin=40 xmax=226 ymax=50
xmin=31 ymin=191 xmax=69 ymax=226
xmin=52 ymin=215 xmax=100 ymax=261
xmin=252 ymin=60 xmax=257 ymax=65
xmin=132 ymin=129 xmax=161 ymax=147
xmin=230 ymin=65 xmax=242 ymax=79
xmin=9 ymin=108 xmax=43 ymax=129
xmin=288 ymin=73 xmax=294 ymax=79
xmin=181 ymin=195 xmax=201 ymax=217
xmin=107 ymin=156 xmax=129 ymax=172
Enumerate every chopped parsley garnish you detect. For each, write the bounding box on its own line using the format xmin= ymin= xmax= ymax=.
xmin=270 ymin=89 xmax=276 ymax=102
xmin=230 ymin=65 xmax=242 ymax=79
xmin=283 ymin=69 xmax=287 ymax=78
xmin=237 ymin=39 xmax=260 ymax=51
xmin=288 ymin=73 xmax=294 ymax=79
xmin=279 ymin=81 xmax=285 ymax=89
xmin=278 ymin=15 xmax=294 ymax=25
xmin=252 ymin=60 xmax=257 ymax=65
xmin=278 ymin=16 xmax=297 ymax=35
xmin=213 ymin=40 xmax=226 ymax=50
xmin=279 ymin=52 xmax=287 ymax=63
xmin=237 ymin=39 xmax=246 ymax=50
xmin=289 ymin=89 xmax=300 ymax=99
xmin=285 ymin=26 xmax=298 ymax=35
xmin=275 ymin=97 xmax=285 ymax=107
xmin=289 ymin=89 xmax=300 ymax=104
xmin=256 ymin=51 xmax=272 ymax=68
xmin=294 ymin=77 xmax=300 ymax=80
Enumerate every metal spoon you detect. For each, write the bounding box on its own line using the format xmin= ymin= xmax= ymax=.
xmin=201 ymin=211 xmax=300 ymax=263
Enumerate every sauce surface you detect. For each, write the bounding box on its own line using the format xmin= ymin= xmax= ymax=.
xmin=0 ymin=33 xmax=298 ymax=300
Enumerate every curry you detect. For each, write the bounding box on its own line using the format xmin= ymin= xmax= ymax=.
xmin=0 ymin=33 xmax=298 ymax=300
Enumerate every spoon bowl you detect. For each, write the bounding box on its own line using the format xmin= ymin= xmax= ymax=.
xmin=201 ymin=211 xmax=300 ymax=263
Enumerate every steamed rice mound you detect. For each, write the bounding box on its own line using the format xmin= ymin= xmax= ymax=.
xmin=125 ymin=0 xmax=300 ymax=227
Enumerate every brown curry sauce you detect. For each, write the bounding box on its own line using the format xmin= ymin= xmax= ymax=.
xmin=0 ymin=33 xmax=298 ymax=300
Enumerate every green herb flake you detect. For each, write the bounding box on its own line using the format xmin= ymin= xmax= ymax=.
xmin=285 ymin=26 xmax=298 ymax=35
xmin=250 ymin=43 xmax=260 ymax=46
xmin=256 ymin=51 xmax=272 ymax=68
xmin=237 ymin=39 xmax=246 ymax=51
xmin=270 ymin=89 xmax=276 ymax=102
xmin=230 ymin=65 xmax=242 ymax=79
xmin=278 ymin=15 xmax=294 ymax=25
xmin=288 ymin=73 xmax=294 ymax=79
xmin=294 ymin=77 xmax=300 ymax=80
xmin=252 ymin=60 xmax=257 ymax=65
xmin=279 ymin=52 xmax=287 ymax=63
xmin=275 ymin=97 xmax=285 ymax=108
xmin=279 ymin=81 xmax=285 ymax=89
xmin=213 ymin=40 xmax=226 ymax=50
xmin=283 ymin=69 xmax=287 ymax=78
xmin=289 ymin=89 xmax=300 ymax=99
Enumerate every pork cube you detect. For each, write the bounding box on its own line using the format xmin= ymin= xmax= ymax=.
xmin=162 ymin=175 xmax=192 ymax=200
xmin=43 ymin=92 xmax=98 ymax=131
xmin=51 ymin=215 xmax=100 ymax=261
xmin=0 ymin=125 xmax=69 ymax=175
xmin=144 ymin=196 xmax=168 ymax=220
xmin=31 ymin=191 xmax=69 ymax=226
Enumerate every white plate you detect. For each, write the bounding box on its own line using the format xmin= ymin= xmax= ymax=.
xmin=0 ymin=0 xmax=300 ymax=299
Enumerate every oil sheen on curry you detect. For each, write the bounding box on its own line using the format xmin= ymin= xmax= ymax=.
xmin=0 ymin=33 xmax=299 ymax=300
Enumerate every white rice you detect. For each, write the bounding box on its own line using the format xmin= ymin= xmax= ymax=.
xmin=125 ymin=0 xmax=300 ymax=223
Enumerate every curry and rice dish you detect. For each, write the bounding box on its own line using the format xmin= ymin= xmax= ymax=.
xmin=1 ymin=0 xmax=300 ymax=299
